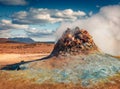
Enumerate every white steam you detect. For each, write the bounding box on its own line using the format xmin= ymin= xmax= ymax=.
xmin=56 ymin=5 xmax=120 ymax=56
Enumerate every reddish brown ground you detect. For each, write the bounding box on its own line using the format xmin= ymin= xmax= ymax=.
xmin=115 ymin=56 xmax=120 ymax=59
xmin=0 ymin=42 xmax=54 ymax=54
xmin=0 ymin=71 xmax=120 ymax=89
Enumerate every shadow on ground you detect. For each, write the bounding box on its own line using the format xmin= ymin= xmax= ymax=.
xmin=0 ymin=55 xmax=52 ymax=70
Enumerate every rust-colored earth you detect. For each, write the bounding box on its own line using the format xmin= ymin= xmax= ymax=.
xmin=0 ymin=71 xmax=120 ymax=89
xmin=0 ymin=42 xmax=54 ymax=54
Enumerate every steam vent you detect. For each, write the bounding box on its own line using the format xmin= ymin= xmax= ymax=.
xmin=51 ymin=27 xmax=99 ymax=56
xmin=2 ymin=27 xmax=120 ymax=87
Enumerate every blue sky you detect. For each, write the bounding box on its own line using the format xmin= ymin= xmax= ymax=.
xmin=0 ymin=0 xmax=120 ymax=42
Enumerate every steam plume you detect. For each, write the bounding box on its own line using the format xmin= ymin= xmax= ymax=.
xmin=56 ymin=5 xmax=120 ymax=56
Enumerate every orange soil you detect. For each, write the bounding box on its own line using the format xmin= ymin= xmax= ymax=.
xmin=0 ymin=42 xmax=54 ymax=54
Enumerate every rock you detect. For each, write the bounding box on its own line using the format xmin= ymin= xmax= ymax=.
xmin=51 ymin=27 xmax=99 ymax=56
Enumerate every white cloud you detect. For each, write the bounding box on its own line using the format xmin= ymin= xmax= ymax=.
xmin=12 ymin=8 xmax=86 ymax=24
xmin=25 ymin=27 xmax=55 ymax=42
xmin=0 ymin=19 xmax=56 ymax=41
xmin=0 ymin=19 xmax=29 ymax=30
xmin=0 ymin=29 xmax=28 ymax=38
xmin=0 ymin=19 xmax=29 ymax=38
xmin=0 ymin=0 xmax=27 ymax=5
xmin=0 ymin=30 xmax=11 ymax=38
xmin=96 ymin=5 xmax=100 ymax=8
xmin=26 ymin=27 xmax=55 ymax=37
xmin=88 ymin=11 xmax=93 ymax=16
xmin=32 ymin=36 xmax=55 ymax=42
xmin=56 ymin=5 xmax=120 ymax=56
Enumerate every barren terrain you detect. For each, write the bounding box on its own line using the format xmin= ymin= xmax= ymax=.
xmin=0 ymin=42 xmax=54 ymax=54
xmin=0 ymin=71 xmax=120 ymax=89
xmin=0 ymin=40 xmax=120 ymax=89
xmin=0 ymin=42 xmax=54 ymax=66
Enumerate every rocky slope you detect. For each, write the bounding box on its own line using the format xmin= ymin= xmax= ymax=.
xmin=51 ymin=27 xmax=99 ymax=56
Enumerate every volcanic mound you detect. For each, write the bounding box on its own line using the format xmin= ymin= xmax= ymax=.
xmin=2 ymin=27 xmax=120 ymax=87
xmin=51 ymin=27 xmax=99 ymax=56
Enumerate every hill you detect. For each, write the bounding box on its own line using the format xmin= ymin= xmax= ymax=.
xmin=0 ymin=38 xmax=18 ymax=43
xmin=8 ymin=37 xmax=35 ymax=43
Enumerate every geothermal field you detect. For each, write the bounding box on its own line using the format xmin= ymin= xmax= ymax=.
xmin=0 ymin=27 xmax=120 ymax=89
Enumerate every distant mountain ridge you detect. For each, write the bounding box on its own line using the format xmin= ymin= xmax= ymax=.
xmin=8 ymin=37 xmax=35 ymax=43
xmin=0 ymin=38 xmax=18 ymax=43
xmin=0 ymin=38 xmax=9 ymax=43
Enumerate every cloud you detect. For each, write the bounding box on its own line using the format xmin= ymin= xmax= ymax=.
xmin=0 ymin=0 xmax=27 ymax=5
xmin=96 ymin=5 xmax=100 ymax=8
xmin=0 ymin=19 xmax=29 ymax=30
xmin=0 ymin=19 xmax=55 ymax=41
xmin=0 ymin=30 xmax=11 ymax=38
xmin=88 ymin=11 xmax=93 ymax=16
xmin=0 ymin=19 xmax=29 ymax=38
xmin=0 ymin=29 xmax=28 ymax=38
xmin=56 ymin=5 xmax=120 ymax=56
xmin=25 ymin=28 xmax=55 ymax=41
xmin=12 ymin=8 xmax=86 ymax=24
xmin=26 ymin=27 xmax=55 ymax=37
